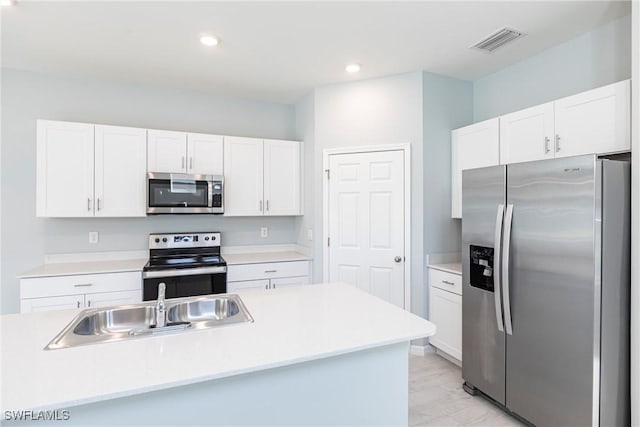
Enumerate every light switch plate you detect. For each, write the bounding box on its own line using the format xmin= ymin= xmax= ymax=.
xmin=89 ymin=231 xmax=99 ymax=244
xmin=260 ymin=227 xmax=268 ymax=238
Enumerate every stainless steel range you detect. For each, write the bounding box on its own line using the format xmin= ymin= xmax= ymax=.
xmin=142 ymin=232 xmax=227 ymax=301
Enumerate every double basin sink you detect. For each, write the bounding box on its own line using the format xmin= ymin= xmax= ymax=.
xmin=46 ymin=294 xmax=253 ymax=350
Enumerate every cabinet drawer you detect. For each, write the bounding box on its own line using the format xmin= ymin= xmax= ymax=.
xmin=227 ymin=279 xmax=270 ymax=292
xmin=429 ymin=268 xmax=462 ymax=295
xmin=20 ymin=271 xmax=142 ymax=299
xmin=227 ymin=261 xmax=310 ymax=282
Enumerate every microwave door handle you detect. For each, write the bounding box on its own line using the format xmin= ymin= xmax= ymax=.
xmin=208 ymin=181 xmax=213 ymax=208
xmin=493 ymin=204 xmax=505 ymax=332
xmin=502 ymin=204 xmax=514 ymax=336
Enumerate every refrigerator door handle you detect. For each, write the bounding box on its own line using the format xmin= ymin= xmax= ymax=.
xmin=493 ymin=204 xmax=505 ymax=332
xmin=502 ymin=204 xmax=514 ymax=335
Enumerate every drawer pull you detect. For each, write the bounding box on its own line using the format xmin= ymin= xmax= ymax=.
xmin=73 ymin=283 xmax=93 ymax=287
xmin=76 ymin=301 xmax=81 ymax=308
xmin=264 ymin=270 xmax=277 ymax=273
xmin=442 ymin=280 xmax=455 ymax=286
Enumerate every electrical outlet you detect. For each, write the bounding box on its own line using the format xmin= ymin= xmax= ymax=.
xmin=307 ymin=228 xmax=313 ymax=241
xmin=89 ymin=231 xmax=99 ymax=244
xmin=260 ymin=227 xmax=269 ymax=238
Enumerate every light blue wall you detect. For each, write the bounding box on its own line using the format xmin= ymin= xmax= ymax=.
xmin=1 ymin=68 xmax=297 ymax=314
xmin=474 ymin=15 xmax=632 ymax=121
xmin=423 ymin=72 xmax=473 ymax=257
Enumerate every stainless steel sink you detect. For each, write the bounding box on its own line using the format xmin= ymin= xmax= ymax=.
xmin=45 ymin=294 xmax=253 ymax=350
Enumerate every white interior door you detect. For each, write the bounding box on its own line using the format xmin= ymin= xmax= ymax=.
xmin=328 ymin=150 xmax=405 ymax=308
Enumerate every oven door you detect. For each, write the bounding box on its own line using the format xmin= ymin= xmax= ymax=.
xmin=147 ymin=173 xmax=220 ymax=214
xmin=142 ymin=266 xmax=227 ymax=300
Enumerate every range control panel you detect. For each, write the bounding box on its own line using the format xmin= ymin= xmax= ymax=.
xmin=148 ymin=232 xmax=221 ymax=249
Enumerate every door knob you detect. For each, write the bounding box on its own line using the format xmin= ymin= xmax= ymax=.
xmin=394 ymin=256 xmax=402 ymax=263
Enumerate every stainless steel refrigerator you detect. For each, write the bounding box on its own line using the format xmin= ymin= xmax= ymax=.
xmin=461 ymin=154 xmax=630 ymax=426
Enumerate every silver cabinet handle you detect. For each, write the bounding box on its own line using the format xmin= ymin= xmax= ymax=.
xmin=544 ymin=137 xmax=550 ymax=154
xmin=87 ymin=300 xmax=91 ymax=307
xmin=87 ymin=198 xmax=92 ymax=211
xmin=73 ymin=283 xmax=93 ymax=287
xmin=493 ymin=204 xmax=505 ymax=332
xmin=502 ymin=204 xmax=514 ymax=335
xmin=441 ymin=280 xmax=455 ymax=286
xmin=189 ymin=157 xmax=193 ymax=170
xmin=394 ymin=256 xmax=402 ymax=263
xmin=264 ymin=270 xmax=277 ymax=273
xmin=77 ymin=301 xmax=81 ymax=308
xmin=266 ymin=200 xmax=269 ymax=211
xmin=181 ymin=156 xmax=185 ymax=170
xmin=272 ymin=283 xmax=276 ymax=289
xmin=555 ymin=134 xmax=561 ymax=152
xmin=265 ymin=284 xmax=269 ymax=290
xmin=97 ymin=198 xmax=101 ymax=211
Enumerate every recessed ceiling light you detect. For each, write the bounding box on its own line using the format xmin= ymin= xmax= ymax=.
xmin=0 ymin=0 xmax=16 ymax=6
xmin=200 ymin=35 xmax=219 ymax=47
xmin=345 ymin=63 xmax=361 ymax=73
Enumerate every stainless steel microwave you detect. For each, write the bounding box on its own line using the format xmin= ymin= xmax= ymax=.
xmin=147 ymin=173 xmax=223 ymax=214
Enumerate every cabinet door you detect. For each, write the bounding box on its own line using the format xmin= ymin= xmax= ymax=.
xmin=147 ymin=130 xmax=187 ymax=173
xmin=270 ymin=276 xmax=310 ymax=289
xmin=554 ymin=80 xmax=630 ymax=158
xmin=187 ymin=133 xmax=223 ymax=175
xmin=94 ymin=125 xmax=147 ymax=217
xmin=264 ymin=140 xmax=301 ymax=216
xmin=227 ymin=280 xmax=270 ymax=292
xmin=500 ymin=103 xmax=554 ymax=164
xmin=85 ymin=290 xmax=141 ymax=308
xmin=223 ymin=136 xmax=264 ymax=216
xmin=451 ymin=118 xmax=499 ymax=218
xmin=36 ymin=120 xmax=95 ymax=217
xmin=429 ymin=287 xmax=462 ymax=361
xmin=21 ymin=294 xmax=84 ymax=313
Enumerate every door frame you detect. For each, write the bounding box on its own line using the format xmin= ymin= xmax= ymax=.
xmin=322 ymin=144 xmax=412 ymax=310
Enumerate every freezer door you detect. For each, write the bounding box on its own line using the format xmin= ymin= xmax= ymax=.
xmin=505 ymin=155 xmax=596 ymax=426
xmin=461 ymin=165 xmax=506 ymax=405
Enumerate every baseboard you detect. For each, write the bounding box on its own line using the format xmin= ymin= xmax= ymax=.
xmin=434 ymin=347 xmax=462 ymax=367
xmin=409 ymin=345 xmax=435 ymax=356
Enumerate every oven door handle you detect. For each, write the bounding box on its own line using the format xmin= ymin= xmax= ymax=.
xmin=143 ymin=266 xmax=227 ymax=279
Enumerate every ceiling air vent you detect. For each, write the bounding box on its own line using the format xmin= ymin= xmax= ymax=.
xmin=471 ymin=27 xmax=526 ymax=52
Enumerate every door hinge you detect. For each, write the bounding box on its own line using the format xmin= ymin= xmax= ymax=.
xmin=325 ymin=169 xmax=330 ymax=180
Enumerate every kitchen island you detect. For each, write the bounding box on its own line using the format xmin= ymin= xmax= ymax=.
xmin=1 ymin=283 xmax=435 ymax=426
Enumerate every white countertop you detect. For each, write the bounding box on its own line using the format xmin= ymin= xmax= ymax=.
xmin=223 ymin=251 xmax=312 ymax=265
xmin=18 ymin=258 xmax=148 ymax=279
xmin=0 ymin=283 xmax=435 ymax=411
xmin=428 ymin=262 xmax=462 ymax=275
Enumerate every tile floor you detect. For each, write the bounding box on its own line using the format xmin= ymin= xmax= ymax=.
xmin=409 ymin=353 xmax=525 ymax=426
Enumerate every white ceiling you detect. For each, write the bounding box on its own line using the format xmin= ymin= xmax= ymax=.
xmin=1 ymin=1 xmax=631 ymax=104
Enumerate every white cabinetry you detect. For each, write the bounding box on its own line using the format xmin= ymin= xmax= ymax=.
xmin=20 ymin=271 xmax=142 ymax=313
xmin=227 ymin=261 xmax=311 ymax=292
xmin=148 ymin=130 xmax=223 ymax=175
xmin=224 ymin=137 xmax=302 ymax=216
xmin=428 ymin=268 xmax=462 ymax=362
xmin=37 ymin=121 xmax=147 ymax=218
xmin=500 ymin=102 xmax=555 ymax=165
xmin=451 ymin=118 xmax=500 ymax=218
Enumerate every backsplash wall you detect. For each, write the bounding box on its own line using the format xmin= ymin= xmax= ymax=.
xmin=1 ymin=68 xmax=297 ymax=314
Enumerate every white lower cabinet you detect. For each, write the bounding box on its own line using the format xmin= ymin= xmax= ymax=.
xmin=428 ymin=268 xmax=462 ymax=362
xmin=227 ymin=261 xmax=311 ymax=292
xmin=20 ymin=271 xmax=142 ymax=313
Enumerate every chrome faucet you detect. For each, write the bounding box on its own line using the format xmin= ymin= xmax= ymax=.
xmin=155 ymin=282 xmax=166 ymax=328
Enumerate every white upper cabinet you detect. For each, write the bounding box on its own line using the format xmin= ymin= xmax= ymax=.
xmin=224 ymin=137 xmax=302 ymax=216
xmin=37 ymin=120 xmax=147 ymax=218
xmin=147 ymin=130 xmax=223 ymax=175
xmin=147 ymin=130 xmax=188 ymax=173
xmin=187 ymin=133 xmax=223 ymax=175
xmin=37 ymin=120 xmax=95 ymax=217
xmin=554 ymin=80 xmax=630 ymax=158
xmin=264 ymin=140 xmax=301 ymax=216
xmin=94 ymin=125 xmax=147 ymax=217
xmin=224 ymin=136 xmax=265 ymax=216
xmin=500 ymin=102 xmax=555 ymax=165
xmin=451 ymin=118 xmax=500 ymax=218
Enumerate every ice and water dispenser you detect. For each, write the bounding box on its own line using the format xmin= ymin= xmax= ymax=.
xmin=469 ymin=245 xmax=495 ymax=292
